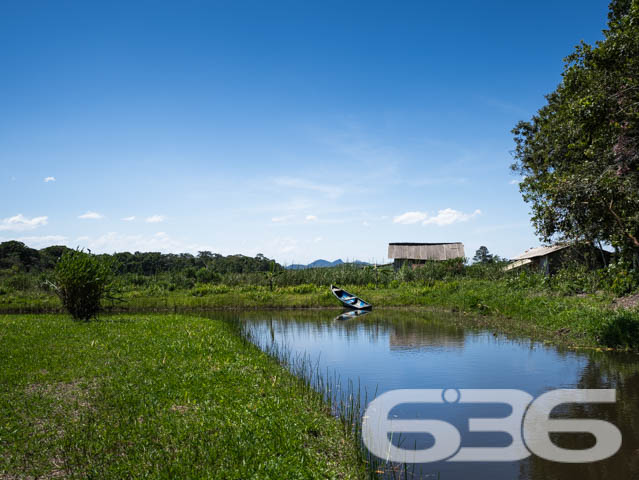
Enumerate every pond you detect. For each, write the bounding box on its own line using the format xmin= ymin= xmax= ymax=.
xmin=235 ymin=309 xmax=639 ymax=480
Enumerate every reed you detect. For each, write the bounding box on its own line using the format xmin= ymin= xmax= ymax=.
xmin=237 ymin=320 xmax=433 ymax=479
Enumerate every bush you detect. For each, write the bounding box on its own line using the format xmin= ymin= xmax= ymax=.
xmin=289 ymin=283 xmax=318 ymax=294
xmin=52 ymin=249 xmax=117 ymax=320
xmin=599 ymin=260 xmax=639 ymax=296
xmin=195 ymin=267 xmax=222 ymax=284
xmin=596 ymin=310 xmax=639 ymax=349
xmin=551 ymin=264 xmax=601 ymax=295
xmin=169 ymin=272 xmax=196 ymax=290
xmin=3 ymin=273 xmax=34 ymax=291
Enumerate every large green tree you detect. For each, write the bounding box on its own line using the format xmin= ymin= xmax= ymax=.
xmin=511 ymin=0 xmax=639 ymax=261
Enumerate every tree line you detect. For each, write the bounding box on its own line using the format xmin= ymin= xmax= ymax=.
xmin=0 ymin=241 xmax=281 ymax=276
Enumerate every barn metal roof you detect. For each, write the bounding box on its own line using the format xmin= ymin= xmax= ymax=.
xmin=511 ymin=244 xmax=570 ymax=261
xmin=388 ymin=242 xmax=465 ymax=260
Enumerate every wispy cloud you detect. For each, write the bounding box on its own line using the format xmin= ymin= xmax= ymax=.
xmin=43 ymin=176 xmax=56 ymax=183
xmin=145 ymin=215 xmax=165 ymax=223
xmin=274 ymin=177 xmax=344 ymax=199
xmin=305 ymin=215 xmax=318 ymax=222
xmin=394 ymin=208 xmax=481 ymax=226
xmin=0 ymin=214 xmax=48 ymax=231
xmin=78 ymin=211 xmax=103 ymax=220
xmin=121 ymin=216 xmax=136 ymax=221
xmin=272 ymin=215 xmax=294 ymax=223
xmin=76 ymin=231 xmax=216 ymax=254
xmin=272 ymin=236 xmax=298 ymax=254
xmin=423 ymin=208 xmax=481 ymax=226
xmin=393 ymin=211 xmax=428 ymax=225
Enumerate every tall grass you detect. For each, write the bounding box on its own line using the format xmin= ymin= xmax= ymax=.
xmin=239 ymin=320 xmax=432 ymax=479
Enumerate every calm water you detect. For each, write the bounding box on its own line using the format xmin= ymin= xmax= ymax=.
xmin=233 ymin=309 xmax=639 ymax=480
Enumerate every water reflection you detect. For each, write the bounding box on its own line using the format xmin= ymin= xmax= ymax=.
xmin=224 ymin=309 xmax=639 ymax=480
xmin=334 ymin=309 xmax=372 ymax=322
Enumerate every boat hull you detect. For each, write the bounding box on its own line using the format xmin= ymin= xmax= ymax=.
xmin=330 ymin=285 xmax=372 ymax=310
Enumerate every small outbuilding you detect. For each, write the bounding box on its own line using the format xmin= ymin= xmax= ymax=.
xmin=388 ymin=242 xmax=465 ymax=270
xmin=505 ymin=243 xmax=611 ymax=275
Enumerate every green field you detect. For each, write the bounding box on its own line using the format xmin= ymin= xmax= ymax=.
xmin=0 ymin=314 xmax=366 ymax=479
xmin=3 ymin=277 xmax=639 ymax=350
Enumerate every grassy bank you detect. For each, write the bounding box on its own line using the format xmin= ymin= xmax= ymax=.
xmin=0 ymin=314 xmax=366 ymax=479
xmin=2 ymin=277 xmax=639 ymax=350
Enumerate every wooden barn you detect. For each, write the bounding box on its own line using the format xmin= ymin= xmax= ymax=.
xmin=505 ymin=243 xmax=611 ymax=275
xmin=387 ymin=242 xmax=465 ymax=270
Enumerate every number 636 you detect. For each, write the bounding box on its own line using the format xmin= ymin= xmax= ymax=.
xmin=362 ymin=389 xmax=622 ymax=463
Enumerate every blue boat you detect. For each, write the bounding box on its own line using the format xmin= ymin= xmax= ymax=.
xmin=330 ymin=285 xmax=372 ymax=310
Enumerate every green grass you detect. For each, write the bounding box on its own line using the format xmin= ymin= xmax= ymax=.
xmin=3 ymin=274 xmax=639 ymax=350
xmin=0 ymin=314 xmax=366 ymax=479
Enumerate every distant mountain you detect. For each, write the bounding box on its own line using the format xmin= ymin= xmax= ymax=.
xmin=286 ymin=259 xmax=370 ymax=270
xmin=308 ymin=258 xmax=343 ymax=268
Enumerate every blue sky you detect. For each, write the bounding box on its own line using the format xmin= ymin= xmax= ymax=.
xmin=0 ymin=1 xmax=610 ymax=264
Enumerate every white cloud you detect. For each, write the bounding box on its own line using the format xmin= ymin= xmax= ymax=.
xmin=394 ymin=208 xmax=481 ymax=226
xmin=393 ymin=211 xmax=428 ymax=225
xmin=0 ymin=214 xmax=48 ymax=231
xmin=79 ymin=231 xmax=216 ymax=254
xmin=78 ymin=211 xmax=103 ymax=220
xmin=44 ymin=176 xmax=56 ymax=183
xmin=362 ymin=221 xmax=370 ymax=227
xmin=145 ymin=215 xmax=166 ymax=223
xmin=305 ymin=215 xmax=318 ymax=222
xmin=274 ymin=177 xmax=344 ymax=199
xmin=313 ymin=236 xmax=323 ymax=243
xmin=423 ymin=208 xmax=482 ymax=226
xmin=122 ymin=216 xmax=136 ymax=222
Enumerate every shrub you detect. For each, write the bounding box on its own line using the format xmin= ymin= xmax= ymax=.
xmin=195 ymin=267 xmax=221 ymax=284
xmin=3 ymin=273 xmax=33 ymax=291
xmin=596 ymin=310 xmax=639 ymax=350
xmin=169 ymin=272 xmax=196 ymax=290
xmin=551 ymin=264 xmax=601 ymax=295
xmin=599 ymin=260 xmax=639 ymax=296
xmin=51 ymin=249 xmax=117 ymax=320
xmin=128 ymin=274 xmax=148 ymax=287
xmin=289 ymin=283 xmax=317 ymax=294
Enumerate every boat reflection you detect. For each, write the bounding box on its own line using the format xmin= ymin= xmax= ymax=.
xmin=333 ymin=309 xmax=372 ymax=322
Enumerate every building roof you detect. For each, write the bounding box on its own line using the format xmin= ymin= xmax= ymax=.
xmin=503 ymin=258 xmax=533 ymax=271
xmin=388 ymin=242 xmax=463 ymax=246
xmin=388 ymin=242 xmax=465 ymax=260
xmin=511 ymin=244 xmax=570 ymax=261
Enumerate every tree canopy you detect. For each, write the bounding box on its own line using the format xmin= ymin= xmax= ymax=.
xmin=0 ymin=241 xmax=281 ymax=275
xmin=511 ymin=0 xmax=639 ymax=260
xmin=473 ymin=246 xmax=494 ymax=264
